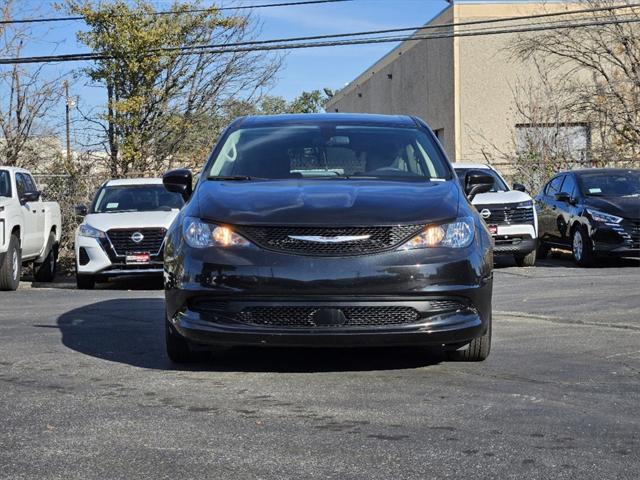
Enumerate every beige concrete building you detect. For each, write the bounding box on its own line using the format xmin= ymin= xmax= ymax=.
xmin=326 ymin=1 xmax=588 ymax=169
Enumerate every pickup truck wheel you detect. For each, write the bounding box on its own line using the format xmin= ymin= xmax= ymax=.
xmin=0 ymin=234 xmax=21 ymax=291
xmin=446 ymin=315 xmax=492 ymax=362
xmin=166 ymin=318 xmax=206 ymax=363
xmin=34 ymin=234 xmax=58 ymax=282
xmin=514 ymin=249 xmax=536 ymax=267
xmin=76 ymin=274 xmax=96 ymax=290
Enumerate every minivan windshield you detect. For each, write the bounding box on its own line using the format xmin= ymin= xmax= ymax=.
xmin=92 ymin=185 xmax=184 ymax=213
xmin=207 ymin=125 xmax=451 ymax=180
xmin=454 ymin=168 xmax=508 ymax=193
xmin=578 ymin=171 xmax=640 ymax=197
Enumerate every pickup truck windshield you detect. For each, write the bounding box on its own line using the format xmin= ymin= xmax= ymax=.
xmin=0 ymin=170 xmax=10 ymax=198
xmin=208 ymin=125 xmax=451 ymax=180
xmin=92 ymin=185 xmax=184 ymax=213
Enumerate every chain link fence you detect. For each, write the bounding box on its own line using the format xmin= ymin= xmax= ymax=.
xmin=33 ymin=174 xmax=110 ymax=270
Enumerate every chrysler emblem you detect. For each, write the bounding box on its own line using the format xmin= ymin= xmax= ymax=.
xmin=480 ymin=209 xmax=492 ymax=220
xmin=288 ymin=235 xmax=370 ymax=243
xmin=131 ymin=232 xmax=144 ymax=243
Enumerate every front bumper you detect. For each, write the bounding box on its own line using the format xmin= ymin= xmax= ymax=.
xmin=169 ymin=296 xmax=487 ymax=348
xmin=75 ymin=235 xmax=163 ymax=276
xmin=592 ymin=221 xmax=640 ymax=257
xmin=164 ymin=227 xmax=494 ymax=348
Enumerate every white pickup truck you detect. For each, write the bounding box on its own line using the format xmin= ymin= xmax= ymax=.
xmin=0 ymin=167 xmax=62 ymax=290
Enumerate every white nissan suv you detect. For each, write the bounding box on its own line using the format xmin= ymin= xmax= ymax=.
xmin=74 ymin=178 xmax=184 ymax=289
xmin=455 ymin=164 xmax=538 ymax=267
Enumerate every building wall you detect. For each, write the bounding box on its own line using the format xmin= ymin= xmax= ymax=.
xmin=327 ymin=1 xmax=588 ymax=168
xmin=455 ymin=3 xmax=584 ymax=170
xmin=326 ymin=8 xmax=457 ymax=159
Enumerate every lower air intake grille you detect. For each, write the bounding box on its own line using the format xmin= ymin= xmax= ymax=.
xmin=238 ymin=306 xmax=420 ymax=328
xmin=236 ymin=225 xmax=425 ymax=256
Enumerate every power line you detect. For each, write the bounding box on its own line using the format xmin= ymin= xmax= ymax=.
xmin=1 ymin=0 xmax=639 ymax=26
xmin=2 ymin=15 xmax=639 ymax=65
xmin=0 ymin=0 xmax=353 ymax=25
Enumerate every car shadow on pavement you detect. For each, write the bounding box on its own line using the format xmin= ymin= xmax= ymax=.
xmin=56 ymin=298 xmax=443 ymax=372
xmin=23 ymin=275 xmax=164 ymax=290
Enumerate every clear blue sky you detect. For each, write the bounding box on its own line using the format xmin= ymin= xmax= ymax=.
xmin=15 ymin=0 xmax=450 ymax=101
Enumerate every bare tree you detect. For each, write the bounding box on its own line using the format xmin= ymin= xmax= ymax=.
xmin=67 ymin=0 xmax=283 ymax=177
xmin=0 ymin=1 xmax=63 ymax=169
xmin=511 ymin=0 xmax=640 ymax=166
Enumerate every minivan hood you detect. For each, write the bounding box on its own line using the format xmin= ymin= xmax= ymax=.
xmin=471 ymin=189 xmax=531 ymax=206
xmin=584 ymin=195 xmax=640 ymax=220
xmin=84 ymin=210 xmax=180 ymax=231
xmin=196 ymin=179 xmax=460 ymax=226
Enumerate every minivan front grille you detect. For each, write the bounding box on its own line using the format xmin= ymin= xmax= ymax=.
xmin=107 ymin=228 xmax=166 ymax=256
xmin=475 ymin=204 xmax=535 ymax=226
xmin=236 ymin=225 xmax=424 ymax=256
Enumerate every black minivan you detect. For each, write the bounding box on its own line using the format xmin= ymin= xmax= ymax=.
xmin=162 ymin=114 xmax=495 ymax=363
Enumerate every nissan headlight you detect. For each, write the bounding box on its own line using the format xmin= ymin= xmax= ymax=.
xmin=586 ymin=209 xmax=622 ymax=225
xmin=78 ymin=224 xmax=106 ymax=239
xmin=400 ymin=217 xmax=475 ymax=250
xmin=183 ymin=217 xmax=252 ymax=249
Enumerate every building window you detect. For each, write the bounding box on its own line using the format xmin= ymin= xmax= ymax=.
xmin=515 ymin=123 xmax=590 ymax=162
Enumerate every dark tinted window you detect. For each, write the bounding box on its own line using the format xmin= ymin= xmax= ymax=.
xmin=92 ymin=185 xmax=184 ymax=213
xmin=208 ymin=125 xmax=451 ymax=180
xmin=578 ymin=171 xmax=640 ymax=196
xmin=455 ymin=168 xmax=508 ymax=192
xmin=0 ymin=170 xmax=10 ymax=198
xmin=545 ymin=175 xmax=564 ymax=196
xmin=560 ymin=174 xmax=577 ymax=197
xmin=15 ymin=173 xmax=28 ymax=197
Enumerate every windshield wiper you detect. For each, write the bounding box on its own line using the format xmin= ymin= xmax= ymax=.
xmin=207 ymin=175 xmax=255 ymax=181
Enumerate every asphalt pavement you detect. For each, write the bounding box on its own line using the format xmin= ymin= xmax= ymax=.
xmin=0 ymin=253 xmax=638 ymax=479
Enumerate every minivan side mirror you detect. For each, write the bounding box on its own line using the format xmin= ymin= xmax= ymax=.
xmin=464 ymin=171 xmax=494 ymax=202
xmin=513 ymin=183 xmax=526 ymax=192
xmin=163 ymin=168 xmax=193 ymax=201
xmin=20 ymin=191 xmax=40 ymax=204
xmin=75 ymin=204 xmax=88 ymax=217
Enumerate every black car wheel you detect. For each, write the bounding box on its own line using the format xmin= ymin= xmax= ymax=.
xmin=514 ymin=249 xmax=536 ymax=267
xmin=572 ymin=227 xmax=594 ymax=267
xmin=446 ymin=315 xmax=491 ymax=362
xmin=34 ymin=234 xmax=58 ymax=282
xmin=536 ymin=242 xmax=549 ymax=260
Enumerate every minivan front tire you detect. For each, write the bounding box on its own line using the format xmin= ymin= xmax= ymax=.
xmin=446 ymin=315 xmax=492 ymax=362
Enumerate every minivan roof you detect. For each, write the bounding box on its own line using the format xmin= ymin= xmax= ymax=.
xmin=238 ymin=113 xmax=417 ymax=128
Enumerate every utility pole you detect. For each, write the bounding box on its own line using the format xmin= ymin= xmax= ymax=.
xmin=63 ymin=80 xmax=73 ymax=170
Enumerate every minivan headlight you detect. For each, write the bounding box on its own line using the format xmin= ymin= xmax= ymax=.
xmin=586 ymin=209 xmax=622 ymax=225
xmin=399 ymin=217 xmax=475 ymax=250
xmin=183 ymin=217 xmax=252 ymax=248
xmin=78 ymin=224 xmax=106 ymax=239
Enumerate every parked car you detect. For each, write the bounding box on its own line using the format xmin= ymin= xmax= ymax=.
xmin=74 ymin=178 xmax=184 ymax=289
xmin=162 ymin=114 xmax=496 ymax=363
xmin=535 ymin=168 xmax=640 ymax=266
xmin=454 ymin=163 xmax=538 ymax=267
xmin=0 ymin=167 xmax=61 ymax=291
